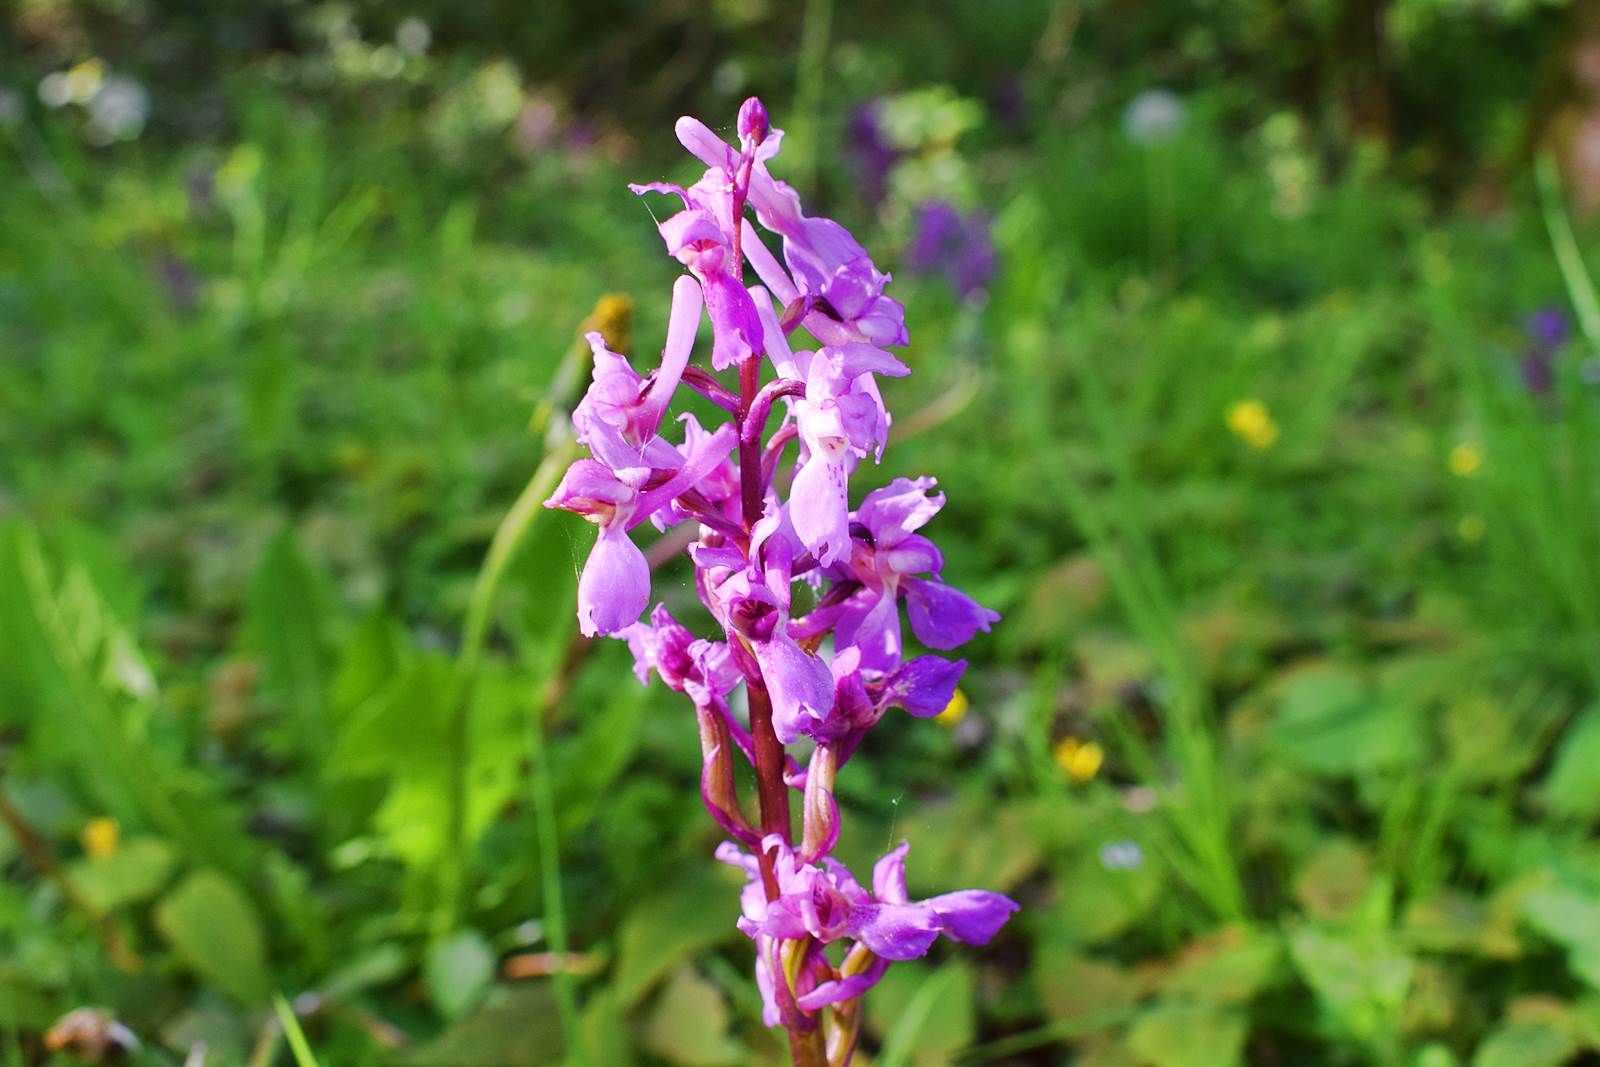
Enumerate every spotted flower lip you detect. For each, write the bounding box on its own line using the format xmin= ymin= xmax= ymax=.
xmin=550 ymin=97 xmax=1013 ymax=1060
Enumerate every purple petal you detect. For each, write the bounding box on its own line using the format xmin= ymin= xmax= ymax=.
xmin=849 ymin=902 xmax=942 ymax=961
xmin=856 ymin=477 xmax=943 ymax=548
xmin=884 ymin=655 xmax=967 ymax=717
xmin=636 ymin=276 xmax=703 ymax=433
xmin=742 ymin=220 xmax=799 ymax=306
xmin=577 ymin=526 xmax=649 ymax=637
xmin=795 ymin=956 xmax=890 ymax=1012
xmin=835 ymin=588 xmax=902 ymax=673
xmin=926 ymin=890 xmax=1020 ymax=945
xmin=755 ymin=634 xmax=837 ymax=744
xmin=904 ymin=577 xmax=1000 ymax=649
xmin=872 ymin=843 xmax=911 ymax=905
xmin=789 ymin=454 xmax=851 ymax=566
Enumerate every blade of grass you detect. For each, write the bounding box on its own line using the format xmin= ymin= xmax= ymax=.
xmin=273 ymin=995 xmax=321 ymax=1067
xmin=527 ymin=693 xmax=587 ymax=1067
xmin=877 ymin=966 xmax=964 ymax=1067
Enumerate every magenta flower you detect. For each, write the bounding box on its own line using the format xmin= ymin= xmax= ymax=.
xmin=719 ymin=836 xmax=1018 ymax=1020
xmin=549 ymin=98 xmax=1013 ymax=1065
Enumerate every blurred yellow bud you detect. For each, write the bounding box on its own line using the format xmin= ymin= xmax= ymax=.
xmin=1226 ymin=399 xmax=1279 ymax=449
xmin=82 ymin=817 xmax=119 ymax=860
xmin=935 ymin=688 xmax=969 ymax=726
xmin=1053 ymin=738 xmax=1105 ymax=783
xmin=1457 ymin=514 xmax=1486 ymax=543
xmin=1448 ymin=443 xmax=1481 ymax=478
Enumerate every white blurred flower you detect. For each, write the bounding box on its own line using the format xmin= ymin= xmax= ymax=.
xmin=396 ymin=16 xmax=431 ymax=56
xmin=38 ymin=71 xmax=72 ymax=108
xmin=1123 ymin=88 xmax=1186 ymax=145
xmin=1099 ymin=840 xmax=1145 ymax=871
xmin=86 ymin=75 xmax=149 ymax=143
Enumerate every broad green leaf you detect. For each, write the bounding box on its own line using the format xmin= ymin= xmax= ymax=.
xmin=66 ymin=836 xmax=176 ymax=913
xmin=580 ymin=987 xmax=637 ymax=1067
xmin=154 ymin=869 xmax=271 ymax=1005
xmin=1161 ymin=926 xmax=1284 ymax=1005
xmin=871 ymin=961 xmax=975 ymax=1067
xmin=243 ymin=529 xmax=339 ymax=759
xmin=1521 ymin=888 xmax=1600 ymax=989
xmin=1052 ymin=849 xmax=1162 ymax=946
xmin=425 ymin=930 xmax=496 ymax=1021
xmin=1543 ymin=709 xmax=1600 ymax=821
xmin=1271 ymin=663 xmax=1421 ymax=776
xmin=613 ymin=869 xmax=737 ymax=1005
xmin=640 ymin=967 xmax=747 ymax=1067
xmin=0 ymin=525 xmax=256 ymax=882
xmin=1294 ymin=839 xmax=1372 ymax=921
xmin=0 ymin=968 xmax=56 ymax=1029
xmin=1472 ymin=1020 xmax=1577 ymax=1067
xmin=1126 ymin=1003 xmax=1247 ymax=1067
xmin=317 ymin=943 xmax=410 ymax=1002
xmin=1402 ymin=890 xmax=1520 ymax=958
xmin=1444 ymin=692 xmax=1539 ymax=786
xmin=395 ymin=983 xmax=566 ymax=1067
xmin=1288 ymin=926 xmax=1412 ymax=1042
xmin=1033 ymin=942 xmax=1141 ymax=1025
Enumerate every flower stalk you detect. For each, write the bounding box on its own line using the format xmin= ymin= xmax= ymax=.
xmin=545 ymin=98 xmax=1015 ymax=1065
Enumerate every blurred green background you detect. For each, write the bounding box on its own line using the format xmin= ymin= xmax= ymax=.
xmin=6 ymin=1 xmax=1600 ymax=1065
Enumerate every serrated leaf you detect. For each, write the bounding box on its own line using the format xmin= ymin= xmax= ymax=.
xmin=155 ymin=869 xmax=271 ymax=1004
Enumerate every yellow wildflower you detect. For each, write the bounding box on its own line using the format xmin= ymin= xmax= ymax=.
xmin=1053 ymin=738 xmax=1105 ymax=783
xmin=64 ymin=60 xmax=105 ymax=105
xmin=1226 ymin=399 xmax=1279 ymax=449
xmin=82 ymin=817 xmax=119 ymax=860
xmin=935 ymin=688 xmax=969 ymax=726
xmin=1448 ymin=443 xmax=1481 ymax=478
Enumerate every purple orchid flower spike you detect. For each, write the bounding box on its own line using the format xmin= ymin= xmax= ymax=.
xmin=548 ymin=97 xmax=1016 ymax=1066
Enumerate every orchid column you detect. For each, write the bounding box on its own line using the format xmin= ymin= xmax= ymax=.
xmin=546 ymin=98 xmax=1016 ymax=1067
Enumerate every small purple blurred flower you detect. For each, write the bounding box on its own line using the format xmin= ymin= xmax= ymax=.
xmin=1527 ymin=306 xmax=1571 ymax=352
xmin=846 ymin=101 xmax=899 ymax=209
xmin=1523 ymin=304 xmax=1572 ymax=396
xmin=906 ymin=201 xmax=996 ymax=301
xmin=154 ymin=251 xmax=202 ymax=314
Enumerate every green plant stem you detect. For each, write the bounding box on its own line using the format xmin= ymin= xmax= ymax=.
xmin=1537 ymin=154 xmax=1600 ymax=345
xmin=437 ymin=435 xmax=580 ymax=939
xmin=526 ymin=690 xmax=587 ymax=1067
xmin=791 ymin=0 xmax=834 ymax=192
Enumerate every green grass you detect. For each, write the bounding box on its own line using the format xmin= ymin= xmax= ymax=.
xmin=3 ymin=51 xmax=1600 ymax=1067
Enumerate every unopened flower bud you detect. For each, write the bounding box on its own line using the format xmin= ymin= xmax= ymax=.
xmin=738 ymin=97 xmax=769 ymax=145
